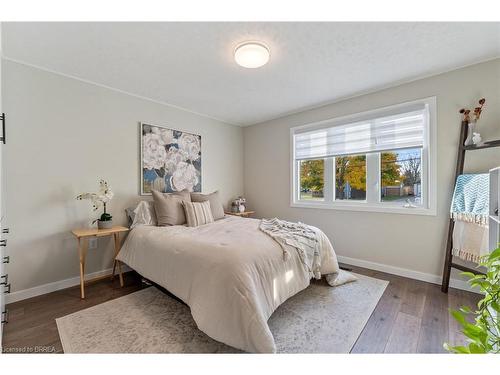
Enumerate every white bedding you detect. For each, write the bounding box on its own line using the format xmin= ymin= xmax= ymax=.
xmin=116 ymin=216 xmax=340 ymax=353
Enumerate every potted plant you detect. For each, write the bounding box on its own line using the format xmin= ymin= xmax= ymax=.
xmin=76 ymin=179 xmax=115 ymax=229
xmin=444 ymin=246 xmax=500 ymax=353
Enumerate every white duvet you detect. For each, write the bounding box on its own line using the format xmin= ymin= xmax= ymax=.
xmin=116 ymin=216 xmax=340 ymax=353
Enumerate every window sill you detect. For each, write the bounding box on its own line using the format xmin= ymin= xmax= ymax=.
xmin=290 ymin=201 xmax=437 ymax=216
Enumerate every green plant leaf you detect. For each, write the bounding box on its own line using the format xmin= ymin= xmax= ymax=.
xmin=449 ymin=345 xmax=471 ymax=354
xmin=100 ymin=213 xmax=113 ymax=221
xmin=489 ymin=247 xmax=500 ymax=260
xmin=459 ymin=305 xmax=472 ymax=314
xmin=469 ymin=343 xmax=486 ymax=353
xmin=446 ymin=246 xmax=500 ymax=354
xmin=461 ymin=272 xmax=477 ymax=279
xmin=451 ymin=310 xmax=467 ymax=326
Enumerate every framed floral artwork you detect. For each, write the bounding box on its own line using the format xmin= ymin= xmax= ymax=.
xmin=140 ymin=123 xmax=201 ymax=195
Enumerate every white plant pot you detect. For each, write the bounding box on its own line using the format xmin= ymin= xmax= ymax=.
xmin=98 ymin=220 xmax=113 ymax=229
xmin=464 ymin=121 xmax=476 ymax=146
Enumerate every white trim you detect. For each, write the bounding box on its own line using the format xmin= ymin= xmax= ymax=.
xmin=5 ymin=266 xmax=131 ymax=304
xmin=337 ymin=255 xmax=480 ymax=294
xmin=1 ymin=56 xmax=239 ymax=127
xmin=290 ymin=96 xmax=437 ymax=216
xmin=291 ymin=201 xmax=437 ymax=216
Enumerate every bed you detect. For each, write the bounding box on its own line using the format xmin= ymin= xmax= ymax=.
xmin=116 ymin=215 xmax=341 ymax=353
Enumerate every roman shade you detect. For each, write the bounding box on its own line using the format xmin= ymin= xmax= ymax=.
xmin=294 ymin=108 xmax=427 ymax=160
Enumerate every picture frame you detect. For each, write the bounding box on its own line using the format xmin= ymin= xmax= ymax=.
xmin=140 ymin=122 xmax=202 ymax=195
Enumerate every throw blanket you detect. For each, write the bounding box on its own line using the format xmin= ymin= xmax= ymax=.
xmin=452 ymin=221 xmax=489 ymax=263
xmin=450 ymin=174 xmax=489 ymax=225
xmin=260 ymin=217 xmax=321 ymax=278
xmin=450 ymin=174 xmax=489 ymax=263
xmin=259 ymin=218 xmax=356 ymax=286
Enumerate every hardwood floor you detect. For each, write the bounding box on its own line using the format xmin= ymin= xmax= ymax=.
xmin=1 ymin=266 xmax=480 ymax=354
xmin=348 ymin=265 xmax=480 ymax=353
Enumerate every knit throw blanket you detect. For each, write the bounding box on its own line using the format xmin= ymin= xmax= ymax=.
xmin=259 ymin=218 xmax=321 ymax=279
xmin=450 ymin=174 xmax=489 ymax=226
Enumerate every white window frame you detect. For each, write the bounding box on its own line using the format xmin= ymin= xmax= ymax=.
xmin=290 ymin=97 xmax=437 ymax=216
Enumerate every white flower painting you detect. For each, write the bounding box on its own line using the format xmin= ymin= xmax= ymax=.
xmin=141 ymin=123 xmax=201 ymax=195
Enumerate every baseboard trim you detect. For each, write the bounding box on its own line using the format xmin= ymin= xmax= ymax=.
xmin=5 ymin=266 xmax=132 ymax=304
xmin=337 ymin=255 xmax=479 ymax=294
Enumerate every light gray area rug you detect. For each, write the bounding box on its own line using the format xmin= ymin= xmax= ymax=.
xmin=56 ymin=274 xmax=388 ymax=353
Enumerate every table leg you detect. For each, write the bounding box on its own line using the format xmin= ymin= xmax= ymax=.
xmin=78 ymin=237 xmax=88 ymax=299
xmin=113 ymin=233 xmax=124 ymax=287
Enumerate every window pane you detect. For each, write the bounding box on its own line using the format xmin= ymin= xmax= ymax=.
xmin=381 ymin=148 xmax=422 ymax=205
xmin=335 ymin=155 xmax=366 ymax=201
xmin=299 ymin=159 xmax=325 ymax=201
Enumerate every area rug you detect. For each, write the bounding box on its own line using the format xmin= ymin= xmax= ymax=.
xmin=56 ymin=274 xmax=388 ymax=353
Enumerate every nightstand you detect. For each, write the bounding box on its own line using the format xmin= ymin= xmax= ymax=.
xmin=224 ymin=211 xmax=255 ymax=218
xmin=71 ymin=226 xmax=129 ymax=299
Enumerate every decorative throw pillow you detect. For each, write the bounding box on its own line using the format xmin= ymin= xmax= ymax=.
xmin=182 ymin=200 xmax=214 ymax=227
xmin=190 ymin=190 xmax=225 ymax=220
xmin=129 ymin=200 xmax=157 ymax=228
xmin=152 ymin=189 xmax=191 ymax=226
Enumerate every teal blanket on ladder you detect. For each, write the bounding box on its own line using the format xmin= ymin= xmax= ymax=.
xmin=450 ymin=173 xmax=489 ymax=226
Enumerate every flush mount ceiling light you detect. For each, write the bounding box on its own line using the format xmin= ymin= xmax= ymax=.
xmin=234 ymin=41 xmax=270 ymax=68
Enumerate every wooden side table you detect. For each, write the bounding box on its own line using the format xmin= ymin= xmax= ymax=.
xmin=71 ymin=226 xmax=129 ymax=299
xmin=224 ymin=211 xmax=255 ymax=218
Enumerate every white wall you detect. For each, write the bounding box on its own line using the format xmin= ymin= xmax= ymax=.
xmin=2 ymin=60 xmax=244 ymax=294
xmin=244 ymin=59 xmax=500 ymax=287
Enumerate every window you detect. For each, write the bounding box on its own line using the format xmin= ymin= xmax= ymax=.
xmin=299 ymin=159 xmax=325 ymax=201
xmin=380 ymin=148 xmax=422 ymax=205
xmin=335 ymin=155 xmax=366 ymax=201
xmin=291 ymin=97 xmax=436 ymax=215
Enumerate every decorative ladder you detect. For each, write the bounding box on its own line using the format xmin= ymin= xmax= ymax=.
xmin=441 ymin=120 xmax=500 ymax=293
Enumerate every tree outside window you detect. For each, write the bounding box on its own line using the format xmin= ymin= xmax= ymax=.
xmin=299 ymin=159 xmax=325 ymax=200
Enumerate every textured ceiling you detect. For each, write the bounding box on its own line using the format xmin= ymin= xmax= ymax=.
xmin=3 ymin=22 xmax=500 ymax=126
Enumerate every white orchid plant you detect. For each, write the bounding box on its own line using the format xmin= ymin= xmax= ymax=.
xmin=76 ymin=179 xmax=114 ymax=224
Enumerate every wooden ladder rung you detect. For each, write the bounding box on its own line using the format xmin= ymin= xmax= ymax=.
xmin=461 ymin=139 xmax=500 ymax=151
xmin=450 ymin=262 xmax=486 ymax=276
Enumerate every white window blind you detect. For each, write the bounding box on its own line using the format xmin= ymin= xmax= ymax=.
xmin=294 ymin=108 xmax=427 ymax=160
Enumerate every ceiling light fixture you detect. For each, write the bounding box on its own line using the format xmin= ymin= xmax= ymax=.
xmin=234 ymin=41 xmax=270 ymax=69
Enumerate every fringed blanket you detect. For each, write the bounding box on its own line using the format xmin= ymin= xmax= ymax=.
xmin=450 ymin=174 xmax=489 ymax=263
xmin=259 ymin=218 xmax=357 ymax=289
xmin=260 ymin=217 xmax=321 ymax=279
xmin=450 ymin=174 xmax=489 ymax=225
xmin=452 ymin=221 xmax=489 ymax=264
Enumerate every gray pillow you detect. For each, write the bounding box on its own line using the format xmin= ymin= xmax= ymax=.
xmin=152 ymin=190 xmax=191 ymax=226
xmin=190 ymin=191 xmax=225 ymax=220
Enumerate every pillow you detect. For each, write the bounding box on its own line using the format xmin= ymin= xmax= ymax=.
xmin=190 ymin=191 xmax=225 ymax=220
xmin=182 ymin=200 xmax=214 ymax=227
xmin=130 ymin=201 xmax=157 ymax=228
xmin=152 ymin=189 xmax=191 ymax=226
xmin=125 ymin=206 xmax=136 ymax=225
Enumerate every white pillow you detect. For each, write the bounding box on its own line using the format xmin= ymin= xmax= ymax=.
xmin=131 ymin=201 xmax=157 ymax=228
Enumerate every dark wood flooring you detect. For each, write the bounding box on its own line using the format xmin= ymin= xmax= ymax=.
xmin=1 ymin=265 xmax=480 ymax=353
